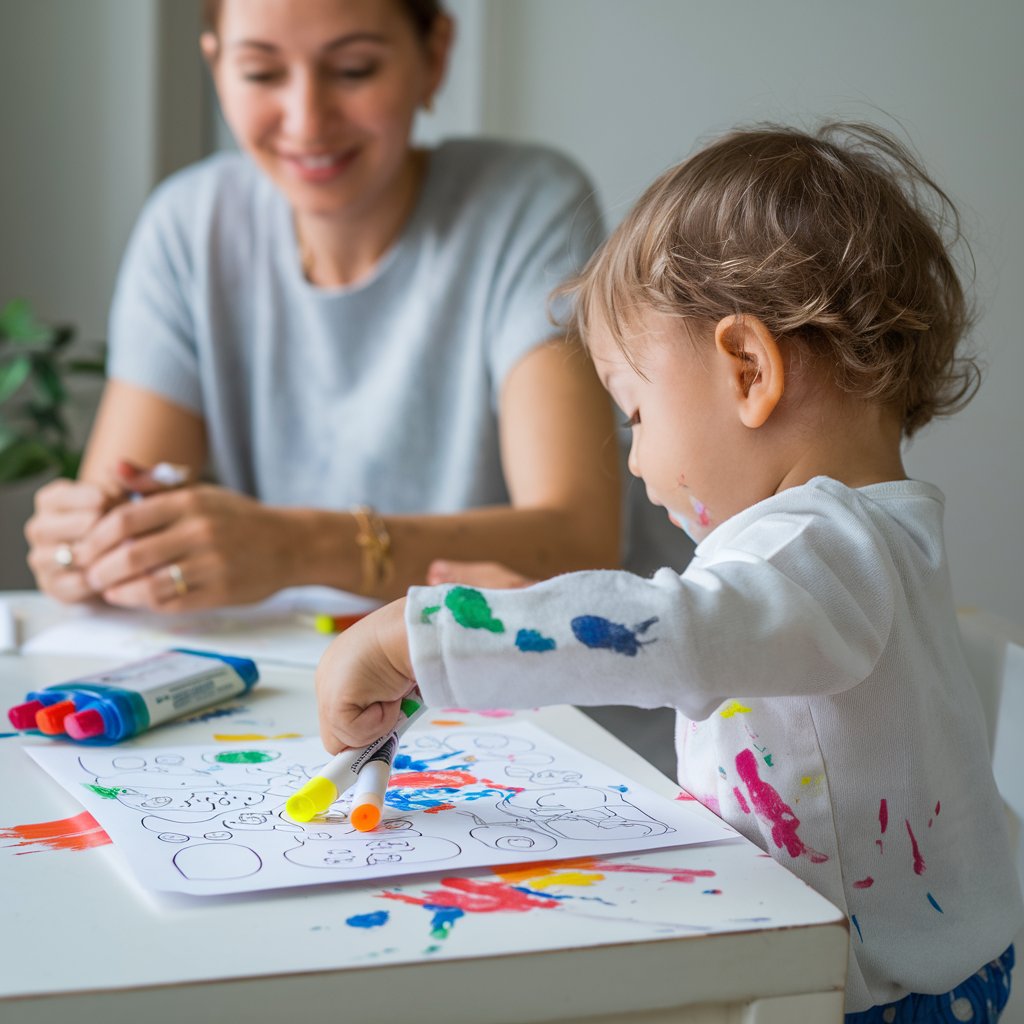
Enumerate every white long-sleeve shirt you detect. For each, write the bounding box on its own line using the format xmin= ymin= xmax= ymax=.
xmin=406 ymin=477 xmax=1023 ymax=1012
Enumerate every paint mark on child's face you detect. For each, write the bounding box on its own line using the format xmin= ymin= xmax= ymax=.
xmin=1 ymin=811 xmax=111 ymax=853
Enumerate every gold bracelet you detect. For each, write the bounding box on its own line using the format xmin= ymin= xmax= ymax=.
xmin=350 ymin=505 xmax=393 ymax=594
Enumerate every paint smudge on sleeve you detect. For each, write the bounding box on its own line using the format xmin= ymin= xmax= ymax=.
xmin=905 ymin=819 xmax=926 ymax=874
xmin=444 ymin=587 xmax=505 ymax=633
xmin=515 ymin=628 xmax=556 ymax=653
xmin=570 ymin=615 xmax=657 ymax=656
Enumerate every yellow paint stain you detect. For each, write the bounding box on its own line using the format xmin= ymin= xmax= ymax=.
xmin=430 ymin=719 xmax=466 ymax=726
xmin=493 ymin=857 xmax=604 ymax=888
xmin=800 ymin=774 xmax=825 ymax=786
xmin=720 ymin=700 xmax=752 ymax=718
xmin=213 ymin=732 xmax=303 ymax=742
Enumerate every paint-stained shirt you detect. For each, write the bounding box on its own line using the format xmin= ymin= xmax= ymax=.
xmin=106 ymin=140 xmax=602 ymax=517
xmin=405 ymin=476 xmax=1024 ymax=1013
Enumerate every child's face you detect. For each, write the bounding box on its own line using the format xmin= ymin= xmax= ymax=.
xmin=589 ymin=311 xmax=753 ymax=543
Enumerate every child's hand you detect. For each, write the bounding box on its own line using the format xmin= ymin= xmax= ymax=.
xmin=314 ymin=597 xmax=415 ymax=754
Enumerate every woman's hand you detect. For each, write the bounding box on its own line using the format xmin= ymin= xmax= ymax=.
xmin=73 ymin=484 xmax=298 ymax=611
xmin=24 ymin=478 xmax=121 ymax=603
xmin=426 ymin=559 xmax=535 ymax=589
xmin=315 ymin=598 xmax=414 ymax=753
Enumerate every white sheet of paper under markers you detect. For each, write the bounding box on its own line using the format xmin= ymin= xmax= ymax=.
xmin=21 ymin=586 xmax=377 ymax=668
xmin=27 ymin=720 xmax=735 ymax=897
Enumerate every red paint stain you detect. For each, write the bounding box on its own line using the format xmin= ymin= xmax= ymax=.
xmin=492 ymin=855 xmax=716 ymax=885
xmin=1 ymin=811 xmax=111 ymax=854
xmin=735 ymin=748 xmax=828 ymax=863
xmin=879 ymin=798 xmax=888 ymax=833
xmin=905 ymin=820 xmax=926 ymax=874
xmin=380 ymin=877 xmax=559 ymax=914
xmin=423 ymin=803 xmax=456 ymax=815
xmin=733 ymin=786 xmax=750 ymax=814
xmin=675 ymin=790 xmax=697 ymax=801
xmin=853 ymin=877 xmax=875 ymax=889
xmin=389 ymin=770 xmax=478 ymax=789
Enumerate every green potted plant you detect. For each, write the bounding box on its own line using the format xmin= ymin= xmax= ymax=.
xmin=0 ymin=298 xmax=105 ymax=484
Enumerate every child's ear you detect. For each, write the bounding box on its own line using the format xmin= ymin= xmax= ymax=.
xmin=713 ymin=315 xmax=784 ymax=428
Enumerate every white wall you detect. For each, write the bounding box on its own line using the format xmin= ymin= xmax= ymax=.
xmin=0 ymin=0 xmax=205 ymax=587
xmin=473 ymin=0 xmax=1023 ymax=625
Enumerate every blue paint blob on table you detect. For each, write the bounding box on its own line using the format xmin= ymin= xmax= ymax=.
xmin=346 ymin=910 xmax=390 ymax=929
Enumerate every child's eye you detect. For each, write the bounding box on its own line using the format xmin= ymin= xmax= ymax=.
xmin=241 ymin=70 xmax=284 ymax=84
xmin=621 ymin=411 xmax=641 ymax=429
xmin=329 ymin=64 xmax=378 ymax=81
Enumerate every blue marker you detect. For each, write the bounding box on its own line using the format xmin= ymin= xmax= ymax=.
xmin=7 ymin=649 xmax=258 ymax=743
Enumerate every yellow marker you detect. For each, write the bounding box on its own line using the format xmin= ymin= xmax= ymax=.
xmin=286 ymin=692 xmax=425 ymax=823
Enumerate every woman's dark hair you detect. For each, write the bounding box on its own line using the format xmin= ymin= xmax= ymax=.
xmin=202 ymin=0 xmax=444 ymax=40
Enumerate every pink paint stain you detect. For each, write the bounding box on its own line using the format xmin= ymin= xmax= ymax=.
xmin=905 ymin=820 xmax=926 ymax=875
xmin=389 ymin=770 xmax=478 ymax=789
xmin=853 ymin=877 xmax=875 ymax=889
xmin=696 ymin=793 xmax=722 ymax=815
xmin=589 ymin=861 xmax=716 ymax=884
xmin=1 ymin=811 xmax=111 ymax=854
xmin=675 ymin=790 xmax=698 ymax=801
xmin=733 ymin=786 xmax=751 ymax=814
xmin=735 ymin=748 xmax=828 ymax=864
xmin=443 ymin=708 xmax=516 ymax=719
xmin=380 ymin=877 xmax=560 ymax=914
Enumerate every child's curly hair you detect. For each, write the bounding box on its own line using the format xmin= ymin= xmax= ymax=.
xmin=567 ymin=122 xmax=980 ymax=436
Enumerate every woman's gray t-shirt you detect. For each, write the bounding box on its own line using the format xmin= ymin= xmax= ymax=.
xmin=107 ymin=139 xmax=604 ymax=515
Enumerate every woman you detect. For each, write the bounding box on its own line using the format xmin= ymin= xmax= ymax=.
xmin=25 ymin=0 xmax=620 ymax=610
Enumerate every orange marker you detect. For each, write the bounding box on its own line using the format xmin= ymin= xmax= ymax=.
xmin=35 ymin=700 xmax=78 ymax=735
xmin=349 ymin=738 xmax=398 ymax=832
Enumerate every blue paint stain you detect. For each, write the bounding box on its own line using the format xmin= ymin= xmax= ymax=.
xmin=703 ymin=889 xmax=722 ymax=895
xmin=515 ymin=628 xmax=556 ymax=653
xmin=182 ymin=705 xmax=247 ymax=724
xmin=346 ymin=910 xmax=390 ymax=929
xmin=610 ymin=784 xmax=628 ymax=793
xmin=927 ymin=892 xmax=943 ymax=913
xmin=424 ymin=904 xmax=465 ymax=938
xmin=851 ymin=914 xmax=863 ymax=942
xmin=0 ymin=732 xmax=20 ymax=740
xmin=571 ymin=615 xmax=657 ymax=656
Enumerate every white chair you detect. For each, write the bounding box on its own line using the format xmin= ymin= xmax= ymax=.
xmin=957 ymin=608 xmax=1024 ymax=1024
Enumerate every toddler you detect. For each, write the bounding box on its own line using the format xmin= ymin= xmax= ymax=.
xmin=316 ymin=123 xmax=1022 ymax=1020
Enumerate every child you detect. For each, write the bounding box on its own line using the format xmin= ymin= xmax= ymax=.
xmin=315 ymin=123 xmax=1022 ymax=1020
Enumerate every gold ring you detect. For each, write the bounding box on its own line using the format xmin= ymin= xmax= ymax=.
xmin=54 ymin=543 xmax=74 ymax=569
xmin=167 ymin=563 xmax=188 ymax=597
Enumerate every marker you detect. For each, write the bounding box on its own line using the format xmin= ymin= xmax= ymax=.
xmin=350 ymin=734 xmax=399 ymax=831
xmin=6 ymin=649 xmax=259 ymax=743
xmin=286 ymin=691 xmax=425 ymax=823
xmin=312 ymin=612 xmax=369 ymax=635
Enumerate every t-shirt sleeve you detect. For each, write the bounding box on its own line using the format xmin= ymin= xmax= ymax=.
xmin=105 ymin=180 xmax=202 ymax=414
xmin=405 ymin=507 xmax=895 ymax=718
xmin=484 ymin=152 xmax=605 ymax=405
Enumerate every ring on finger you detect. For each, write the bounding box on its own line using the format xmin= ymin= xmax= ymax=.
xmin=54 ymin=543 xmax=75 ymax=569
xmin=167 ymin=562 xmax=188 ymax=597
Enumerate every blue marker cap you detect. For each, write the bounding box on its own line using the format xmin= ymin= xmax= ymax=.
xmin=171 ymin=648 xmax=260 ymax=688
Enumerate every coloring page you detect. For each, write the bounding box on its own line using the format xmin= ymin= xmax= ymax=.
xmin=26 ymin=721 xmax=734 ymax=896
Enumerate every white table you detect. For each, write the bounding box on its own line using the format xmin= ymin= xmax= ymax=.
xmin=0 ymin=593 xmax=848 ymax=1023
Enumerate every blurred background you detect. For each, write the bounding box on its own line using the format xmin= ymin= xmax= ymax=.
xmin=1 ymin=0 xmax=1021 ymax=630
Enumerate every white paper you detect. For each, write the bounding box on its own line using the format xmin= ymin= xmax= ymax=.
xmin=21 ymin=587 xmax=377 ymax=668
xmin=27 ymin=720 xmax=735 ymax=896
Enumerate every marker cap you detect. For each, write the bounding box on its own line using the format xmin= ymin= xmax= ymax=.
xmin=36 ymin=700 xmax=77 ymax=735
xmin=286 ymin=776 xmax=339 ymax=822
xmin=350 ymin=794 xmax=384 ymax=832
xmin=8 ymin=700 xmax=44 ymax=730
xmin=65 ymin=707 xmax=106 ymax=741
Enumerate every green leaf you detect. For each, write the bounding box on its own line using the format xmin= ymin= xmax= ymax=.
xmin=32 ymin=358 xmax=66 ymax=407
xmin=0 ymin=356 xmax=32 ymax=403
xmin=0 ymin=299 xmax=50 ymax=344
xmin=0 ymin=436 xmax=57 ymax=483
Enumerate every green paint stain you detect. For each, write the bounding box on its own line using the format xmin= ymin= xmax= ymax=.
xmin=444 ymin=587 xmax=504 ymax=633
xmin=763 ymin=754 xmax=774 ymax=767
xmin=84 ymin=784 xmax=124 ymax=799
xmin=214 ymin=750 xmax=274 ymax=764
xmin=421 ymin=605 xmax=441 ymax=623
